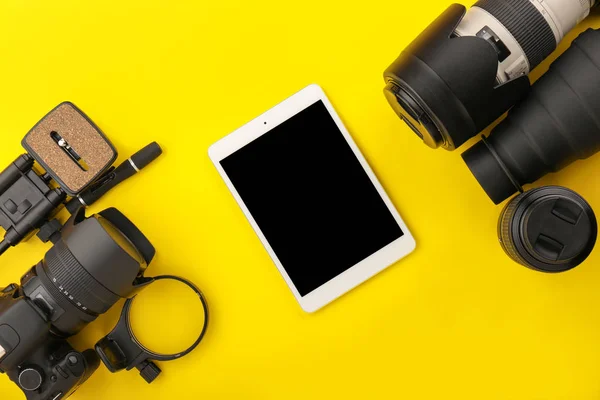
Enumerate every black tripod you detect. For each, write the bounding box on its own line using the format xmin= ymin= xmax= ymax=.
xmin=0 ymin=142 xmax=161 ymax=256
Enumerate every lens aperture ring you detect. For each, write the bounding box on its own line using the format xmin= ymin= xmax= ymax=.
xmin=44 ymin=240 xmax=121 ymax=314
xmin=475 ymin=0 xmax=556 ymax=70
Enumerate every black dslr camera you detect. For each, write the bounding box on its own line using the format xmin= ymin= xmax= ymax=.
xmin=0 ymin=103 xmax=209 ymax=399
xmin=0 ymin=102 xmax=162 ymax=257
xmin=0 ymin=207 xmax=155 ymax=400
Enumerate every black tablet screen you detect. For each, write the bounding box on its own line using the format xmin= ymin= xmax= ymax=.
xmin=220 ymin=100 xmax=403 ymax=296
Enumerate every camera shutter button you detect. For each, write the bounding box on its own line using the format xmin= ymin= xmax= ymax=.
xmin=18 ymin=367 xmax=43 ymax=391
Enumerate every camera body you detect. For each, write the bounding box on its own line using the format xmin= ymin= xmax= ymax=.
xmin=0 ymin=206 xmax=155 ymax=399
xmin=0 ymin=284 xmax=99 ymax=400
xmin=0 ymin=102 xmax=171 ymax=399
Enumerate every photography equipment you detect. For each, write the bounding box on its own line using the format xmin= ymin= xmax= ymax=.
xmin=65 ymin=141 xmax=163 ymax=214
xmin=498 ymin=186 xmax=597 ymax=272
xmin=383 ymin=0 xmax=597 ymax=150
xmin=462 ymin=28 xmax=600 ymax=204
xmin=95 ymin=275 xmax=209 ymax=384
xmin=22 ymin=102 xmax=117 ymax=196
xmin=0 ymin=207 xmax=209 ymax=399
xmin=0 ymin=101 xmax=162 ymax=256
xmin=0 ymin=207 xmax=154 ymax=399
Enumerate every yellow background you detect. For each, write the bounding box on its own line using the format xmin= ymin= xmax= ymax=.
xmin=0 ymin=1 xmax=599 ymax=399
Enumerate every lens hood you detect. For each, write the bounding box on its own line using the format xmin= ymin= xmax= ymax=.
xmin=463 ymin=28 xmax=600 ymax=203
xmin=383 ymin=4 xmax=530 ymax=150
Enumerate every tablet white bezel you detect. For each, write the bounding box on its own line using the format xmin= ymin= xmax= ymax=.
xmin=209 ymin=84 xmax=415 ymax=312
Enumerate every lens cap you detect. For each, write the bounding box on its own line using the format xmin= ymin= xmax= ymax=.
xmin=498 ymin=186 xmax=598 ymax=272
xmin=383 ymin=82 xmax=444 ymax=149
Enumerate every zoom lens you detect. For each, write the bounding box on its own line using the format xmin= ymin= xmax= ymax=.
xmin=21 ymin=208 xmax=155 ymax=336
xmin=462 ymin=29 xmax=600 ymax=204
xmin=498 ymin=186 xmax=597 ymax=272
xmin=383 ymin=0 xmax=596 ymax=150
xmin=456 ymin=0 xmax=593 ymax=83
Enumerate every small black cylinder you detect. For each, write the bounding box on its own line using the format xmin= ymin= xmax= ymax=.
xmin=0 ymin=155 xmax=33 ymax=195
xmin=498 ymin=186 xmax=597 ymax=272
xmin=462 ymin=28 xmax=600 ymax=204
xmin=131 ymin=142 xmax=162 ymax=170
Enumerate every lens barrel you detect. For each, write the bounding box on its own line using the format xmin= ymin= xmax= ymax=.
xmin=474 ymin=0 xmax=557 ymax=70
xmin=43 ymin=240 xmax=122 ymax=313
xmin=498 ymin=186 xmax=597 ymax=272
xmin=22 ymin=208 xmax=154 ymax=336
xmin=383 ymin=4 xmax=531 ymax=150
xmin=463 ymin=28 xmax=600 ymax=204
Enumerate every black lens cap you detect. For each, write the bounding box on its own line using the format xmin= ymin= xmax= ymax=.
xmin=498 ymin=186 xmax=598 ymax=272
xmin=383 ymin=82 xmax=444 ymax=149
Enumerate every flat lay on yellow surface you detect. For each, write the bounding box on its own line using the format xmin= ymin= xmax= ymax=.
xmin=0 ymin=1 xmax=600 ymax=399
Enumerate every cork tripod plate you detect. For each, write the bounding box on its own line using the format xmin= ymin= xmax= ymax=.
xmin=21 ymin=102 xmax=117 ymax=195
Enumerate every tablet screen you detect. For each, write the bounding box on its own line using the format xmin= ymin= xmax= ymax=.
xmin=220 ymin=100 xmax=403 ymax=296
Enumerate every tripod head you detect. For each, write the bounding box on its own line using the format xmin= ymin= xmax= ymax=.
xmin=0 ymin=102 xmax=162 ymax=256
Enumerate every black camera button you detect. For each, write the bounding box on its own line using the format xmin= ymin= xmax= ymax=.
xmin=55 ymin=365 xmax=69 ymax=379
xmin=18 ymin=367 xmax=43 ymax=391
xmin=17 ymin=200 xmax=32 ymax=214
xmin=68 ymin=355 xmax=78 ymax=366
xmin=3 ymin=200 xmax=17 ymax=215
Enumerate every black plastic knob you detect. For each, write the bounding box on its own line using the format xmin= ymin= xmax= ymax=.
xmin=498 ymin=186 xmax=598 ymax=272
xmin=131 ymin=142 xmax=162 ymax=170
xmin=18 ymin=367 xmax=43 ymax=391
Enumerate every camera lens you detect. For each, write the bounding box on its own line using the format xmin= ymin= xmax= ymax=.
xmin=498 ymin=187 xmax=597 ymax=272
xmin=22 ymin=208 xmax=154 ymax=335
xmin=462 ymin=28 xmax=600 ymax=204
xmin=383 ymin=82 xmax=443 ymax=146
xmin=96 ymin=216 xmax=145 ymax=265
xmin=383 ymin=0 xmax=596 ymax=150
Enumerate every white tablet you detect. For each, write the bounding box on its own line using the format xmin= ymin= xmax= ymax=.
xmin=209 ymin=84 xmax=415 ymax=312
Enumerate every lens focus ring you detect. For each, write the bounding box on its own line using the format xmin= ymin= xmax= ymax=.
xmin=498 ymin=192 xmax=528 ymax=265
xmin=475 ymin=0 xmax=556 ymax=70
xmin=44 ymin=240 xmax=121 ymax=314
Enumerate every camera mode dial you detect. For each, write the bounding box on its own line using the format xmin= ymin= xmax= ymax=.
xmin=18 ymin=367 xmax=43 ymax=391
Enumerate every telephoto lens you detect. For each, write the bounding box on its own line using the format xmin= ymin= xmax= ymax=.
xmin=498 ymin=186 xmax=597 ymax=272
xmin=462 ymin=28 xmax=600 ymax=204
xmin=383 ymin=0 xmax=597 ymax=150
xmin=20 ymin=207 xmax=155 ymax=336
xmin=0 ymin=207 xmax=155 ymax=399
